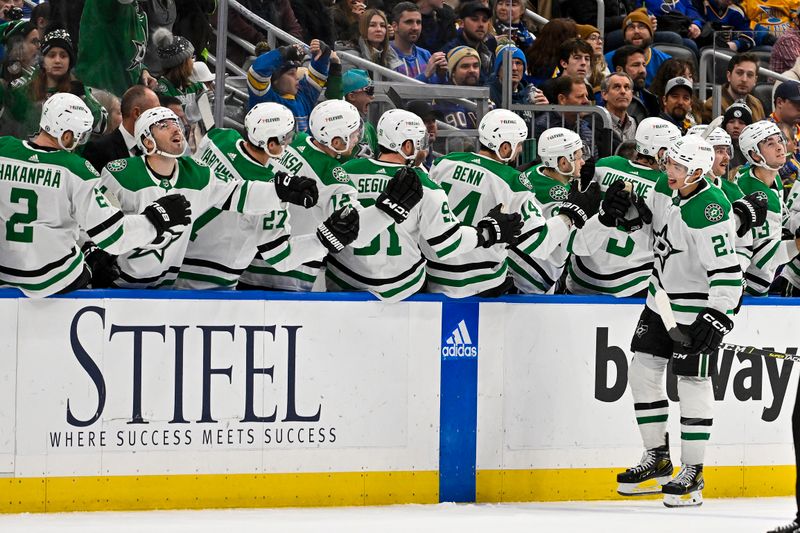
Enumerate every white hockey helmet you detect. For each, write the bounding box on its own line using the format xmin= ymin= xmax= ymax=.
xmin=686 ymin=125 xmax=732 ymax=149
xmin=478 ymin=109 xmax=527 ymax=163
xmin=308 ymin=99 xmax=362 ymax=155
xmin=666 ymin=135 xmax=715 ymax=186
xmin=134 ymin=106 xmax=185 ymax=159
xmin=739 ymin=120 xmax=785 ymax=171
xmin=635 ymin=117 xmax=682 ymax=165
xmin=376 ymin=108 xmax=428 ymax=161
xmin=39 ymin=92 xmax=94 ymax=151
xmin=537 ymin=127 xmax=584 ymax=176
xmin=245 ymin=102 xmax=296 ymax=155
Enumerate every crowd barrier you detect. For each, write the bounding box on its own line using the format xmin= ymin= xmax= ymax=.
xmin=0 ymin=289 xmax=796 ymax=512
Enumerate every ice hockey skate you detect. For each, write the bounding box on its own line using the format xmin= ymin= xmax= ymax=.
xmin=662 ymin=464 xmax=704 ymax=507
xmin=617 ymin=440 xmax=673 ymax=496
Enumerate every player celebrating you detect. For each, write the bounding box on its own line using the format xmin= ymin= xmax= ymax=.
xmin=566 ymin=117 xmax=681 ymax=297
xmin=176 ymin=103 xmax=356 ymax=289
xmin=100 ymin=106 xmax=319 ymax=289
xmin=326 ymin=109 xmax=522 ymax=301
xmin=0 ymin=93 xmax=190 ymax=297
xmin=735 ymin=121 xmax=800 ymax=295
xmin=239 ymin=100 xmax=423 ymax=291
xmin=616 ymin=135 xmax=742 ymax=507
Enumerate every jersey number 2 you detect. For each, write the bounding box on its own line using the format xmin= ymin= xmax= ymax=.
xmin=6 ymin=188 xmax=38 ymax=243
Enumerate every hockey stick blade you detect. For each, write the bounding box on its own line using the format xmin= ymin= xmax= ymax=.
xmin=701 ymin=116 xmax=724 ymax=140
xmin=653 ymin=289 xmax=692 ymax=345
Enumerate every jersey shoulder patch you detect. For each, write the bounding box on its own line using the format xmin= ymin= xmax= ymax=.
xmin=681 ymin=186 xmax=732 ymax=229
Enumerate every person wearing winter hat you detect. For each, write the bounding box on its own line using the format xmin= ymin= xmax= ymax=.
xmin=722 ymin=102 xmax=753 ymax=169
xmin=446 ymin=45 xmax=481 ymax=86
xmin=488 ymin=43 xmax=547 ymax=108
xmin=441 ymin=1 xmax=497 ymax=83
xmin=577 ymin=23 xmax=610 ymax=95
xmin=153 ymin=29 xmax=204 ymax=105
xmin=342 ymin=68 xmax=378 ymax=158
xmin=0 ymin=20 xmax=39 ymax=83
xmin=604 ymin=8 xmax=672 ymax=87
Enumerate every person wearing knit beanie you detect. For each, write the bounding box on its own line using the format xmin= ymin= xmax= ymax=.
xmin=154 ymin=28 xmax=195 ymax=72
xmin=41 ymin=27 xmax=75 ymax=69
xmin=622 ymin=8 xmax=654 ymax=47
xmin=446 ymin=45 xmax=481 ymax=86
xmin=153 ymin=28 xmax=204 ymax=104
xmin=492 ymin=43 xmax=526 ymax=76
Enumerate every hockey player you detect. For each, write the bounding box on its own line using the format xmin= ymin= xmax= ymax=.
xmin=779 ymin=178 xmax=800 ymax=295
xmin=176 ymin=102 xmax=354 ymax=290
xmin=566 ymin=117 xmax=681 ymax=297
xmin=735 ymin=121 xmax=800 ymax=295
xmin=426 ymin=109 xmax=602 ymax=297
xmin=617 ymin=135 xmax=742 ymax=507
xmin=238 ymin=99 xmax=423 ymax=291
xmin=0 ymin=93 xmax=191 ymax=297
xmin=100 ymin=106 xmax=325 ymax=289
xmin=510 ymin=128 xmax=585 ymax=294
xmin=326 ymin=109 xmax=522 ymax=301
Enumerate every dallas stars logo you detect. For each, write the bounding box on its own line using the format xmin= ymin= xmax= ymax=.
xmin=704 ymin=203 xmax=724 ymax=222
xmin=128 ymin=230 xmax=183 ymax=263
xmin=549 ymin=185 xmax=568 ymax=201
xmin=652 ymin=224 xmax=683 ymax=271
xmin=128 ymin=40 xmax=147 ymax=72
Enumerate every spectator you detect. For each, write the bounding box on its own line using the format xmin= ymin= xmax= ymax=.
xmin=743 ymin=0 xmax=798 ymax=39
xmin=174 ymin=0 xmax=216 ymax=57
xmin=82 ymin=85 xmax=160 ymax=170
xmin=290 ymin=0 xmax=335 ymax=45
xmin=649 ymin=58 xmax=702 ymax=126
xmin=152 ymin=30 xmax=204 ymax=109
xmin=722 ymin=101 xmax=752 ymax=170
xmin=611 ymin=45 xmax=658 ymax=125
xmin=702 ymin=0 xmax=762 ymax=52
xmin=601 ymin=71 xmax=636 ymax=153
xmin=332 ymin=0 xmax=365 ymax=49
xmin=245 ymin=0 xmax=304 ymax=42
xmin=30 ymin=2 xmax=51 ymax=36
xmin=768 ymin=81 xmax=800 ymax=184
xmin=1 ymin=21 xmax=39 ymax=84
xmin=577 ymin=24 xmax=609 ymax=97
xmin=442 ymin=2 xmax=495 ymax=83
xmin=337 ymin=9 xmax=402 ymax=71
xmin=433 ymin=46 xmax=482 ymax=130
xmin=75 ymin=0 xmax=157 ymax=97
xmin=390 ymin=2 xmax=445 ymax=83
xmin=91 ymin=89 xmax=122 ymax=135
xmin=535 ymin=75 xmax=595 ymax=158
xmin=540 ymin=38 xmax=592 ymax=103
xmin=342 ymin=69 xmax=378 ymax=158
xmin=489 ymin=44 xmax=545 ymax=109
xmin=142 ymin=0 xmax=177 ymax=75
xmin=771 ymin=15 xmax=800 ymax=74
xmin=493 ymin=0 xmax=534 ymax=51
xmin=406 ymin=99 xmax=442 ymax=168
xmin=417 ymin=0 xmax=457 ymax=54
xmin=643 ymin=0 xmax=702 ymax=55
xmin=703 ymin=53 xmax=765 ymax=123
xmin=659 ymin=76 xmax=693 ymax=134
xmin=211 ymin=8 xmax=269 ymax=67
xmin=247 ymin=40 xmax=332 ymax=132
xmin=605 ymin=8 xmax=671 ymax=87
xmin=525 ymin=18 xmax=578 ymax=86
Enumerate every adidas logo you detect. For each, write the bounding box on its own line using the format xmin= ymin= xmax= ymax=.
xmin=28 ymin=154 xmax=39 ymax=163
xmin=297 ymin=146 xmax=306 ymax=153
xmin=471 ymin=158 xmax=481 ymax=164
xmin=441 ymin=320 xmax=477 ymax=357
xmin=227 ymin=152 xmax=237 ymax=160
xmin=377 ymin=168 xmax=387 ymax=174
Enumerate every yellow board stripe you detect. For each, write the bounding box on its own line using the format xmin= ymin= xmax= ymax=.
xmin=476 ymin=465 xmax=795 ymax=502
xmin=0 ymin=471 xmax=438 ymax=514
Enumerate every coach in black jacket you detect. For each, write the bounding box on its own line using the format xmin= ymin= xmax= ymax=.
xmin=82 ymin=85 xmax=160 ymax=172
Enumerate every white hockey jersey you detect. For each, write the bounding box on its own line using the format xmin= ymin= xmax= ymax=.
xmin=779 ymin=177 xmax=800 ymax=289
xmin=0 ymin=137 xmax=156 ymax=297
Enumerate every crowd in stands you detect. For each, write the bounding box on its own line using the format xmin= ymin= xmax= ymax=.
xmin=1 ymin=0 xmax=800 ymax=300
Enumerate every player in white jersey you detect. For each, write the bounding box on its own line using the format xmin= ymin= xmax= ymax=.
xmin=239 ymin=99 xmax=423 ymax=291
xmin=100 ymin=106 xmax=324 ymax=289
xmin=0 ymin=93 xmax=191 ymax=297
xmin=426 ymin=110 xmax=604 ymax=297
xmin=735 ymin=121 xmax=800 ymax=295
xmin=326 ymin=109 xmax=522 ymax=302
xmin=566 ymin=117 xmax=681 ymax=297
xmin=176 ymin=103 xmax=355 ymax=289
xmin=616 ymin=136 xmax=742 ymax=507
xmin=781 ymin=178 xmax=800 ymax=295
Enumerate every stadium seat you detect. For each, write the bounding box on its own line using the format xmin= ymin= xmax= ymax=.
xmin=753 ymin=83 xmax=774 ymax=115
xmin=653 ymin=43 xmax=698 ymax=73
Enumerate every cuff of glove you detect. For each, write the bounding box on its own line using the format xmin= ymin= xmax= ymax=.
xmin=376 ymin=195 xmax=411 ymax=224
xmin=560 ymin=202 xmax=589 ymax=229
xmin=316 ymin=224 xmax=346 ymax=253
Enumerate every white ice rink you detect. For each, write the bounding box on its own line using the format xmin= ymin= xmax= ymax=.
xmin=0 ymin=497 xmax=794 ymax=533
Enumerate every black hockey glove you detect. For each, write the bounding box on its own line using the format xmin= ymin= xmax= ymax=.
xmin=578 ymin=157 xmax=595 ymax=190
xmin=732 ymin=191 xmax=768 ymax=238
xmin=558 ymin=181 xmax=600 ymax=229
xmin=475 ymin=204 xmax=523 ymax=248
xmin=273 ymin=171 xmax=319 ymax=208
xmin=278 ymin=44 xmax=304 ymax=63
xmin=142 ymin=194 xmax=192 ymax=236
xmin=618 ymin=192 xmax=653 ymax=233
xmin=317 ymin=206 xmax=360 ymax=253
xmin=81 ymin=242 xmax=120 ymax=288
xmin=376 ymin=165 xmax=423 ymax=224
xmin=685 ymin=307 xmax=733 ymax=355
xmin=598 ymin=180 xmax=631 ymax=227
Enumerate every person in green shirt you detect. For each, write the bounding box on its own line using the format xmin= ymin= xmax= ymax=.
xmin=342 ymin=68 xmax=378 ymax=159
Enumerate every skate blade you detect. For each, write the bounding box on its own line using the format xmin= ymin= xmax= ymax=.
xmin=617 ymin=476 xmax=672 ymax=496
xmin=663 ymin=490 xmax=703 ymax=508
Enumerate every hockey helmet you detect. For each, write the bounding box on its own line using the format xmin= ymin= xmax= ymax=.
xmin=739 ymin=120 xmax=785 ymax=171
xmin=377 ymin=109 xmax=428 ymax=161
xmin=666 ymin=135 xmax=715 ymax=186
xmin=478 ymin=109 xmax=527 ymax=163
xmin=635 ymin=117 xmax=681 ymax=166
xmin=309 ymin=99 xmax=362 ymax=155
xmin=134 ymin=106 xmax=185 ymax=159
xmin=39 ymin=92 xmax=93 ymax=151
xmin=537 ymin=127 xmax=584 ymax=176
xmin=245 ymin=102 xmax=296 ymax=156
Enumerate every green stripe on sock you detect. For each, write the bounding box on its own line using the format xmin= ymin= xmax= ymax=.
xmin=637 ymin=414 xmax=668 ymax=424
xmin=681 ymin=432 xmax=710 ymax=441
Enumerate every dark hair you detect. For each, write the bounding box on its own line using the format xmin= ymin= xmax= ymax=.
xmin=650 ymin=58 xmax=696 ymax=99
xmin=727 ymin=52 xmax=759 ymax=74
xmin=391 ymin=2 xmax=420 ymax=23
xmin=552 ymin=74 xmax=584 ymax=101
xmin=558 ymin=38 xmax=593 ymax=65
xmin=31 ymin=2 xmax=51 ymax=25
xmin=158 ymin=94 xmax=182 ymax=108
xmin=611 ymin=45 xmax=645 ymax=72
xmin=526 ymin=18 xmax=578 ymax=75
xmin=121 ymin=85 xmax=153 ymax=118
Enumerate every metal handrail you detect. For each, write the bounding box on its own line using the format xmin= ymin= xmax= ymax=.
xmin=524 ymin=0 xmax=603 ymax=37
xmin=206 ymin=51 xmax=247 ymax=78
xmin=511 ymin=104 xmax=614 ymax=129
xmin=212 ymin=27 xmax=256 ymax=56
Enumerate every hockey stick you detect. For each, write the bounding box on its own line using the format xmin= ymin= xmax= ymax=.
xmin=700 ymin=116 xmax=725 ymax=140
xmin=652 ymin=288 xmax=800 ymax=363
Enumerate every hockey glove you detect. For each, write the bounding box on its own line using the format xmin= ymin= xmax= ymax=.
xmin=142 ymin=194 xmax=192 ymax=236
xmin=685 ymin=307 xmax=733 ymax=355
xmin=598 ymin=180 xmax=631 ymax=227
xmin=273 ymin=171 xmax=319 ymax=208
xmin=81 ymin=242 xmax=120 ymax=288
xmin=317 ymin=206 xmax=360 ymax=253
xmin=578 ymin=157 xmax=595 ymax=190
xmin=376 ymin=165 xmax=423 ymax=224
xmin=558 ymin=181 xmax=600 ymax=229
xmin=476 ymin=204 xmax=523 ymax=248
xmin=732 ymin=192 xmax=768 ymax=238
xmin=617 ymin=192 xmax=653 ymax=233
